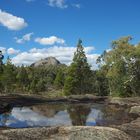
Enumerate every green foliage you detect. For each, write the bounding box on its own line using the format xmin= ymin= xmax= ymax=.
xmin=54 ymin=68 xmax=65 ymax=88
xmin=93 ymin=66 xmax=109 ymax=96
xmin=97 ymin=36 xmax=140 ymax=97
xmin=64 ymin=65 xmax=79 ymax=95
xmin=0 ymin=37 xmax=140 ymax=97
xmin=16 ymin=65 xmax=29 ymax=91
xmin=0 ymin=51 xmax=4 ymax=93
xmin=0 ymin=50 xmax=4 ymax=66
xmin=64 ymin=40 xmax=92 ymax=95
xmin=1 ymin=57 xmax=16 ymax=93
xmin=126 ymin=44 xmax=140 ymax=96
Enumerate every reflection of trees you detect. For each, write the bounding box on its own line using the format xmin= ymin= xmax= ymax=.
xmin=101 ymin=105 xmax=131 ymax=125
xmin=67 ymin=105 xmax=91 ymax=126
xmin=31 ymin=104 xmax=66 ymax=118
xmin=0 ymin=110 xmax=12 ymax=127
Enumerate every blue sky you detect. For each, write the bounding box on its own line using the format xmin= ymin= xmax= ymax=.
xmin=0 ymin=0 xmax=140 ymax=68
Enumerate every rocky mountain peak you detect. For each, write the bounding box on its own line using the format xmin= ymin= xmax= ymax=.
xmin=31 ymin=57 xmax=61 ymax=67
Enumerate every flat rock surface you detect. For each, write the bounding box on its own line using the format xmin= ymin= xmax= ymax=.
xmin=130 ymin=106 xmax=140 ymax=115
xmin=114 ymin=117 xmax=140 ymax=140
xmin=108 ymin=97 xmax=140 ymax=106
xmin=0 ymin=126 xmax=132 ymax=140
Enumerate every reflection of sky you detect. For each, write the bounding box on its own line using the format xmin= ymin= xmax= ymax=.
xmin=0 ymin=107 xmax=71 ymax=128
xmin=0 ymin=104 xmax=128 ymax=128
xmin=0 ymin=106 xmax=106 ymax=128
xmin=86 ymin=109 xmax=104 ymax=126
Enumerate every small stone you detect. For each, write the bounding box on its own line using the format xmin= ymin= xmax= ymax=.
xmin=130 ymin=106 xmax=140 ymax=116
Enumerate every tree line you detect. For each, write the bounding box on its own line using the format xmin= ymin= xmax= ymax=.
xmin=0 ymin=36 xmax=140 ymax=97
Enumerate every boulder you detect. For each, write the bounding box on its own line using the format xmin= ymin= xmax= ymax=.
xmin=130 ymin=106 xmax=140 ymax=116
xmin=114 ymin=117 xmax=140 ymax=140
xmin=0 ymin=126 xmax=132 ymax=140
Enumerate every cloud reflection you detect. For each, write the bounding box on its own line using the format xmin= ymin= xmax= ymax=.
xmin=4 ymin=107 xmax=71 ymax=128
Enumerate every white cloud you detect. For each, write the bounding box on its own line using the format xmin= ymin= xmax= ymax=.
xmin=11 ymin=45 xmax=99 ymax=69
xmin=0 ymin=47 xmax=6 ymax=54
xmin=0 ymin=9 xmax=27 ymax=30
xmin=15 ymin=32 xmax=34 ymax=44
xmin=48 ymin=0 xmax=68 ymax=9
xmin=106 ymin=49 xmax=111 ymax=52
xmin=26 ymin=0 xmax=35 ymax=2
xmin=0 ymin=47 xmax=20 ymax=55
xmin=35 ymin=36 xmax=65 ymax=45
xmin=72 ymin=4 xmax=81 ymax=9
xmin=7 ymin=48 xmax=20 ymax=55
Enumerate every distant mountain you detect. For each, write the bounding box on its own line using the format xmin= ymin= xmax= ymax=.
xmin=31 ymin=57 xmax=63 ymax=67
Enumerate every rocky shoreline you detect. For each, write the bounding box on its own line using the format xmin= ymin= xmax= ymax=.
xmin=0 ymin=126 xmax=133 ymax=140
xmin=0 ymin=95 xmax=140 ymax=140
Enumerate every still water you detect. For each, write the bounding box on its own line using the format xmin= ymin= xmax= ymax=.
xmin=0 ymin=103 xmax=133 ymax=128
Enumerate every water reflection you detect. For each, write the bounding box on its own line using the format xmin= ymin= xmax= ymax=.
xmin=31 ymin=104 xmax=68 ymax=118
xmin=0 ymin=103 xmax=132 ymax=128
xmin=67 ymin=105 xmax=91 ymax=126
xmin=86 ymin=109 xmax=103 ymax=126
xmin=0 ymin=112 xmax=11 ymax=127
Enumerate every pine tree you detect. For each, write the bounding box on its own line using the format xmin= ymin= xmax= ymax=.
xmin=0 ymin=50 xmax=4 ymax=93
xmin=16 ymin=65 xmax=29 ymax=91
xmin=64 ymin=39 xmax=92 ymax=95
xmin=2 ymin=56 xmax=16 ymax=93
xmin=0 ymin=50 xmax=4 ymax=72
xmin=54 ymin=69 xmax=65 ymax=88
